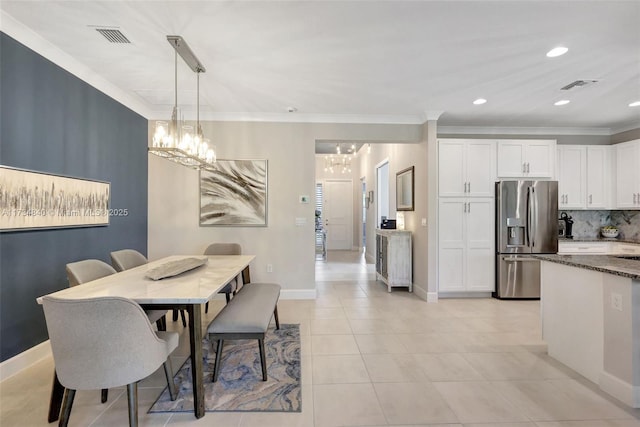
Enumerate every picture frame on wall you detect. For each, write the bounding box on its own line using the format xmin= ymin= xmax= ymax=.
xmin=0 ymin=165 xmax=110 ymax=231
xmin=199 ymin=159 xmax=268 ymax=226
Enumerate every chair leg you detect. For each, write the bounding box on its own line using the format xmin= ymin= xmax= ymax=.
xmin=258 ymin=339 xmax=268 ymax=381
xmin=225 ymin=293 xmax=231 ymax=304
xmin=58 ymin=388 xmax=75 ymax=427
xmin=212 ymin=339 xmax=224 ymax=382
xmin=156 ymin=316 xmax=166 ymax=332
xmin=163 ymin=360 xmax=178 ymax=401
xmin=180 ymin=310 xmax=187 ymax=328
xmin=205 ymin=301 xmax=209 ymax=313
xmin=48 ymin=371 xmax=64 ymax=423
xmin=172 ymin=310 xmax=179 ymax=322
xmin=273 ymin=305 xmax=280 ymax=330
xmin=101 ymin=388 xmax=108 ymax=403
xmin=126 ymin=383 xmax=138 ymax=427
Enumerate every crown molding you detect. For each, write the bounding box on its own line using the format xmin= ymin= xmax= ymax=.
xmin=0 ymin=11 xmax=153 ymax=119
xmin=149 ymin=110 xmax=425 ymax=125
xmin=611 ymin=122 xmax=640 ymax=135
xmin=437 ymin=125 xmax=612 ymax=136
xmin=422 ymin=110 xmax=444 ymax=121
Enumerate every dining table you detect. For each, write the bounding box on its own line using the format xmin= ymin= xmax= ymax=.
xmin=37 ymin=254 xmax=255 ymax=421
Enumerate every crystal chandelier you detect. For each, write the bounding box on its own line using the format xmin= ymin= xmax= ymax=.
xmin=324 ymin=155 xmax=353 ymax=174
xmin=149 ymin=36 xmax=215 ymax=169
xmin=323 ymin=143 xmax=355 ymax=174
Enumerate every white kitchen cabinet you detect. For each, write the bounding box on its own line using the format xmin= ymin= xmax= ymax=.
xmin=616 ymin=140 xmax=640 ymax=209
xmin=438 ymin=139 xmax=496 ymax=197
xmin=375 ymin=229 xmax=412 ymax=292
xmin=558 ymin=146 xmax=586 ymax=209
xmin=586 ymin=146 xmax=611 ymax=209
xmin=558 ymin=241 xmax=609 ymax=254
xmin=558 ymin=241 xmax=640 ymax=255
xmin=557 ymin=145 xmax=611 ymax=209
xmin=497 ymin=139 xmax=556 ymax=178
xmin=438 ymin=198 xmax=494 ymax=292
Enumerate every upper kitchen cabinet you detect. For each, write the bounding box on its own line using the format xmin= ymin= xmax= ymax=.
xmin=438 ymin=139 xmax=496 ymax=197
xmin=557 ymin=145 xmax=612 ymax=209
xmin=497 ymin=139 xmax=556 ymax=179
xmin=586 ymin=146 xmax=611 ymax=209
xmin=616 ymin=140 xmax=640 ymax=209
xmin=557 ymin=145 xmax=586 ymax=209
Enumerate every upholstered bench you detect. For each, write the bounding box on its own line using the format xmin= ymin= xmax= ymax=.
xmin=207 ymin=282 xmax=281 ymax=382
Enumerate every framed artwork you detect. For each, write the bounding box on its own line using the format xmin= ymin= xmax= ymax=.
xmin=200 ymin=159 xmax=268 ymax=226
xmin=0 ymin=165 xmax=110 ymax=231
xmin=396 ymin=166 xmax=414 ymax=211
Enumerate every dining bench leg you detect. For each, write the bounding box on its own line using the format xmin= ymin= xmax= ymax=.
xmin=258 ymin=338 xmax=267 ymax=381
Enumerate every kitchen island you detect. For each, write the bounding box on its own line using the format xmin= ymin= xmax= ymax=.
xmin=536 ymin=254 xmax=640 ymax=408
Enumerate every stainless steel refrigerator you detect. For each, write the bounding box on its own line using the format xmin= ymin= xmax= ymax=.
xmin=495 ymin=180 xmax=558 ymax=299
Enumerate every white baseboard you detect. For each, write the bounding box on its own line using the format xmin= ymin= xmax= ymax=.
xmin=0 ymin=340 xmax=51 ymax=382
xmin=413 ymin=285 xmax=428 ymax=301
xmin=599 ymin=370 xmax=640 ymax=408
xmin=438 ymin=291 xmax=492 ymax=299
xmin=365 ymin=253 xmax=375 ymax=264
xmin=427 ymin=292 xmax=439 ymax=302
xmin=280 ymin=289 xmax=317 ymax=300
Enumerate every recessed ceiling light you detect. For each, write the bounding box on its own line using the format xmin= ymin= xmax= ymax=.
xmin=546 ymin=46 xmax=568 ymax=58
xmin=473 ymin=98 xmax=487 ymax=105
xmin=554 ymin=100 xmax=571 ymax=106
xmin=630 ymin=101 xmax=640 ymax=107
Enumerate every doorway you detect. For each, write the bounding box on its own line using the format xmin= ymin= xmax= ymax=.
xmin=324 ymin=179 xmax=353 ymax=250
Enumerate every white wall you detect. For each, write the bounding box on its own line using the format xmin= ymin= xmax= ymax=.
xmin=149 ymin=121 xmax=421 ymax=296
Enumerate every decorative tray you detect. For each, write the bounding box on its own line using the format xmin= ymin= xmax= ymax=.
xmin=145 ymin=257 xmax=208 ymax=280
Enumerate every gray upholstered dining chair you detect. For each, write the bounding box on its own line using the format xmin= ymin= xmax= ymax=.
xmin=41 ymin=295 xmax=178 ymax=427
xmin=66 ymin=258 xmax=168 ymax=404
xmin=203 ymin=243 xmax=246 ymax=313
xmin=109 ymin=249 xmax=148 ymax=272
xmin=110 ymin=250 xmax=185 ymax=327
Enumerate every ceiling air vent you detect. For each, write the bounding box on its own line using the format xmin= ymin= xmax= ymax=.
xmin=95 ymin=28 xmax=131 ymax=44
xmin=560 ymin=79 xmax=599 ymax=91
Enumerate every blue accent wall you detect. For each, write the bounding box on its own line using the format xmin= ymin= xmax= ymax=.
xmin=0 ymin=33 xmax=148 ymax=361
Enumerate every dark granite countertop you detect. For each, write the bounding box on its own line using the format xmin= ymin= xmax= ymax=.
xmin=558 ymin=237 xmax=640 ymax=245
xmin=535 ymin=254 xmax=640 ymax=280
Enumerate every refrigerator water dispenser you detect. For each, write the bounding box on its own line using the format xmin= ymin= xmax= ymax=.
xmin=506 ymin=218 xmax=525 ymax=246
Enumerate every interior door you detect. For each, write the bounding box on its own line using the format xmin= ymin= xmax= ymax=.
xmin=324 ymin=180 xmax=353 ymax=250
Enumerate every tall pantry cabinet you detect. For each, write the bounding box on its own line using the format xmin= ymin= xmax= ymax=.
xmin=438 ymin=139 xmax=496 ymax=293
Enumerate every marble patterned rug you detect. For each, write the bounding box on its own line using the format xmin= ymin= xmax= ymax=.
xmin=148 ymin=324 xmax=301 ymax=413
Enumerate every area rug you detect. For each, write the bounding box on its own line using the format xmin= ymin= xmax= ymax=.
xmin=148 ymin=324 xmax=301 ymax=413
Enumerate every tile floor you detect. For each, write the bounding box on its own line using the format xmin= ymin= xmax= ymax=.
xmin=2 ymin=250 xmax=640 ymax=426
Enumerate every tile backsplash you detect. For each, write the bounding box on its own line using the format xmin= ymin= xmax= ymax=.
xmin=562 ymin=210 xmax=640 ymax=240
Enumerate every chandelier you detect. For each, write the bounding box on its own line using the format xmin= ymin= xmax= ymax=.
xmin=148 ymin=36 xmax=216 ymax=169
xmin=323 ymin=143 xmax=355 ymax=174
xmin=324 ymin=155 xmax=353 ymax=174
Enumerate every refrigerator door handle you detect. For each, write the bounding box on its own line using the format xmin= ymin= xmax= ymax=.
xmin=526 ymin=187 xmax=531 ymax=247
xmin=531 ymin=186 xmax=537 ymax=248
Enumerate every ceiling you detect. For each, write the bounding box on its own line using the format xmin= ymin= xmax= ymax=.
xmin=2 ymin=1 xmax=639 ymax=138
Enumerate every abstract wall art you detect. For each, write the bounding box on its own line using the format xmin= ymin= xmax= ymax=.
xmin=200 ymin=159 xmax=268 ymax=226
xmin=0 ymin=166 xmax=110 ymax=231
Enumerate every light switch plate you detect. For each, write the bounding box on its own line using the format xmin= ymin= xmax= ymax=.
xmin=421 ymin=218 xmax=427 ymax=226
xmin=299 ymin=195 xmax=310 ymax=203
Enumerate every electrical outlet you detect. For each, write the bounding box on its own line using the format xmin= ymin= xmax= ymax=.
xmin=611 ymin=293 xmax=623 ymax=311
xmin=266 ymin=263 xmax=273 ymax=273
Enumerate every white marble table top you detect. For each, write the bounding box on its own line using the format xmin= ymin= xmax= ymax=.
xmin=36 ymin=255 xmax=254 ymax=305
